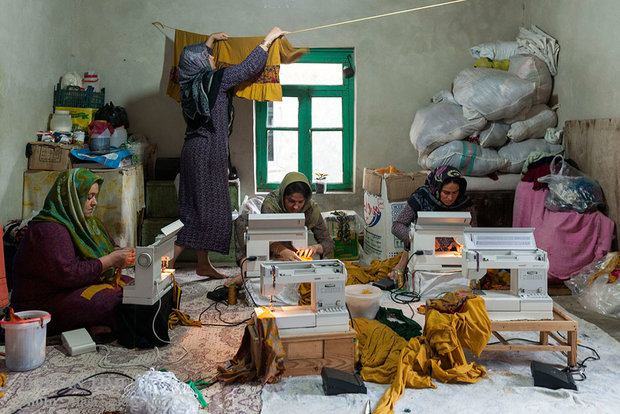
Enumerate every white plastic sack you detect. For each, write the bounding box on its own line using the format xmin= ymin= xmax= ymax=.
xmin=565 ymin=252 xmax=620 ymax=318
xmin=470 ymin=40 xmax=519 ymax=60
xmin=497 ymin=138 xmax=563 ymax=173
xmin=508 ymin=54 xmax=553 ymax=105
xmin=423 ymin=140 xmax=509 ymax=176
xmin=507 ymin=104 xmax=558 ymax=142
xmin=410 ymin=102 xmax=487 ymax=157
xmin=478 ymin=122 xmax=510 ymax=148
xmin=516 ymin=25 xmax=559 ymax=76
xmin=431 ymin=90 xmax=457 ymax=104
xmin=453 ymin=68 xmax=535 ymax=121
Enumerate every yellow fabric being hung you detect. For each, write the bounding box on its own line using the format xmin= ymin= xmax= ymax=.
xmin=166 ymin=30 xmax=307 ymax=103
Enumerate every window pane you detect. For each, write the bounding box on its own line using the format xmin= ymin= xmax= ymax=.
xmin=267 ymin=130 xmax=298 ymax=184
xmin=312 ymin=97 xmax=342 ymax=128
xmin=267 ymin=97 xmax=298 ymax=128
xmin=312 ymin=131 xmax=343 ymax=183
xmin=280 ymin=63 xmax=343 ymax=85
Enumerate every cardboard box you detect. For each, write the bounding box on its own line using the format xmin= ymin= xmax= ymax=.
xmin=27 ymin=141 xmax=87 ymax=171
xmin=362 ymin=168 xmax=427 ymax=261
xmin=54 ymin=107 xmax=97 ymax=130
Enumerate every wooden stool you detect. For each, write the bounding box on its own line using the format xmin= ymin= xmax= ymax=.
xmin=484 ymin=304 xmax=578 ymax=366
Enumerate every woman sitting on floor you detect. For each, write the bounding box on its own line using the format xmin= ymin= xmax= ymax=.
xmin=11 ymin=168 xmax=134 ymax=336
xmin=227 ymin=171 xmax=334 ymax=286
xmin=389 ymin=166 xmax=476 ymax=282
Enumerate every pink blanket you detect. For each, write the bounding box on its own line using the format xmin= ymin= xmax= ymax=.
xmin=513 ymin=181 xmax=615 ymax=281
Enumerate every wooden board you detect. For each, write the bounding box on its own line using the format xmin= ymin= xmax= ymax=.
xmin=564 ymin=119 xmax=620 ymax=244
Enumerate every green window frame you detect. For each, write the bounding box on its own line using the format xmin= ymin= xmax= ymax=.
xmin=255 ymin=48 xmax=354 ymax=192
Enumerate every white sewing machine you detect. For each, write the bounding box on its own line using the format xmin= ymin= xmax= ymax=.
xmin=461 ymin=227 xmax=553 ymax=321
xmin=123 ymin=220 xmax=183 ymax=306
xmin=254 ymin=260 xmax=350 ymax=336
xmin=245 ymin=213 xmax=308 ymax=278
xmin=408 ymin=211 xmax=472 ymax=272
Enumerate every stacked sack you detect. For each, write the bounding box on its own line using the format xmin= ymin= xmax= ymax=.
xmin=411 ymin=26 xmax=563 ymax=176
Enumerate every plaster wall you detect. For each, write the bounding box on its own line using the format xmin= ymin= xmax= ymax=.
xmin=522 ymin=0 xmax=620 ymax=125
xmin=0 ymin=0 xmax=74 ymax=224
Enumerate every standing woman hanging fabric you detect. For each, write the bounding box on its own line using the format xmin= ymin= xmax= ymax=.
xmin=172 ymin=27 xmax=289 ymax=278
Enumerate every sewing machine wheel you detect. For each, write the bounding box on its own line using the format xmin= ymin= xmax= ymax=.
xmin=137 ymin=253 xmax=153 ymax=267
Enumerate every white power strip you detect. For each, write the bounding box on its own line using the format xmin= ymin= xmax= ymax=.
xmin=61 ymin=328 xmax=97 ymax=356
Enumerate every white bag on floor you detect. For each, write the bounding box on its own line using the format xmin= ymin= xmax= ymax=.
xmin=478 ymin=122 xmax=510 ymax=148
xmin=507 ymin=104 xmax=558 ymax=142
xmin=410 ymin=102 xmax=487 ymax=157
xmin=470 ymin=40 xmax=519 ymax=60
xmin=422 ymin=140 xmax=509 ymax=176
xmin=508 ymin=54 xmax=553 ymax=105
xmin=453 ymin=68 xmax=536 ymax=121
xmin=497 ymin=138 xmax=563 ymax=173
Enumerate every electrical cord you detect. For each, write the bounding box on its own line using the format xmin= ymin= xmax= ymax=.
xmin=10 ymin=371 xmax=134 ymax=414
xmin=239 ymin=256 xmax=258 ymax=307
xmin=199 ymin=296 xmax=252 ymax=327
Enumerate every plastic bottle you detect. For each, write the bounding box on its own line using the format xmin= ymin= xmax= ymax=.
xmin=50 ymin=110 xmax=72 ymax=132
xmin=83 ymin=71 xmax=100 ymax=92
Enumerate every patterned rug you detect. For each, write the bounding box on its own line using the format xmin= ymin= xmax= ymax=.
xmin=0 ymin=267 xmax=263 ymax=413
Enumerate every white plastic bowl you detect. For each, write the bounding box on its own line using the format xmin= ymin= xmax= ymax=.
xmin=345 ymin=284 xmax=382 ymax=320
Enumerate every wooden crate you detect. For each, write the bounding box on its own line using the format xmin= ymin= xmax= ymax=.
xmin=483 ymin=304 xmax=578 ymax=366
xmin=249 ymin=325 xmax=357 ymax=377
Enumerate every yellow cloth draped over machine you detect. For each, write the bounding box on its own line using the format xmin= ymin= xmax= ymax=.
xmin=167 ymin=30 xmax=307 ymax=102
xmin=354 ymin=295 xmax=491 ymax=414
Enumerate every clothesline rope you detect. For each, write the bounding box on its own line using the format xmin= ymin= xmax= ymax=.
xmin=152 ymin=0 xmax=468 ymax=36
xmin=290 ymin=0 xmax=468 ymax=34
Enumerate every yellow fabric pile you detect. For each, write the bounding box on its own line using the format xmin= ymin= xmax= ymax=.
xmin=354 ymin=296 xmax=491 ymax=414
xmin=167 ymin=30 xmax=307 ymax=102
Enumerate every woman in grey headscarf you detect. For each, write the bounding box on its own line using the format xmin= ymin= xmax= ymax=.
xmin=172 ymin=27 xmax=288 ymax=278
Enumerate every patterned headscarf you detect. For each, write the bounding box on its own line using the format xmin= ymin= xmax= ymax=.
xmin=31 ymin=168 xmax=116 ymax=281
xmin=178 ymin=42 xmax=225 ymax=121
xmin=407 ymin=166 xmax=472 ymax=212
xmin=262 ymin=172 xmax=321 ymax=229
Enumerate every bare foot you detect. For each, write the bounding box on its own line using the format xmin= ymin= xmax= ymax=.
xmin=196 ymin=266 xmax=228 ymax=279
xmin=225 ymin=274 xmax=243 ymax=287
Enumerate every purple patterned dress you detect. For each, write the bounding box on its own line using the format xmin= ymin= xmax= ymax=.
xmin=11 ymin=222 xmax=131 ymax=335
xmin=176 ymin=46 xmax=268 ymax=253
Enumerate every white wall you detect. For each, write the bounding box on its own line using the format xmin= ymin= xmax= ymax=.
xmin=0 ymin=0 xmax=74 ymax=224
xmin=12 ymin=0 xmax=598 ymax=224
xmin=522 ymin=0 xmax=620 ymax=125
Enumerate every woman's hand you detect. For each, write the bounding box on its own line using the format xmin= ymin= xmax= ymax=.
xmin=280 ymin=248 xmax=302 ymax=261
xmin=262 ymin=27 xmax=289 ymax=48
xmin=387 ymin=251 xmax=409 ymax=280
xmin=206 ymin=32 xmax=229 ymax=48
xmin=307 ymin=244 xmax=323 ymax=257
xmin=100 ymin=248 xmax=134 ymax=270
xmin=210 ymin=32 xmax=229 ymax=41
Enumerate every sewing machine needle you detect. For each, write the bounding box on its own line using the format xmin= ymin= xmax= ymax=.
xmin=364 ymin=400 xmax=371 ymax=414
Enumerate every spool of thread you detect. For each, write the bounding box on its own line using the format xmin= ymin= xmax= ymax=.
xmin=228 ymin=283 xmax=237 ymax=305
xmin=397 ymin=270 xmax=406 ymax=290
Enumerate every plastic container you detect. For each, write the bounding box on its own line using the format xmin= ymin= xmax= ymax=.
xmin=110 ymin=127 xmax=128 ymax=148
xmin=345 ymin=285 xmax=382 ymax=320
xmin=83 ymin=71 xmax=100 ymax=92
xmin=50 ymin=110 xmax=73 ymax=132
xmin=0 ymin=310 xmax=51 ymax=371
xmin=90 ymin=134 xmax=111 ymax=153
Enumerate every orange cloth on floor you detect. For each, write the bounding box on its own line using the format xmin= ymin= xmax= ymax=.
xmin=167 ymin=30 xmax=307 ymax=102
xmin=354 ymin=296 xmax=491 ymax=414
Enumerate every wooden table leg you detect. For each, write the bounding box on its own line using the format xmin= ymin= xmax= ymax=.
xmin=567 ymin=329 xmax=578 ymax=367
